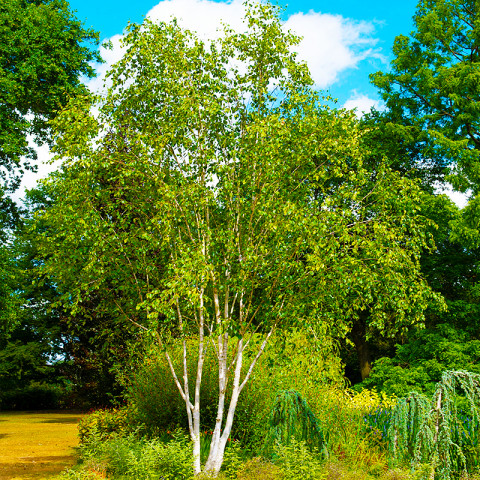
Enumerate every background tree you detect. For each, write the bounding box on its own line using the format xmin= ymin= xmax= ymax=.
xmin=0 ymin=0 xmax=101 ymax=219
xmin=358 ymin=194 xmax=480 ymax=395
xmin=39 ymin=3 xmax=440 ymax=475
xmin=353 ymin=0 xmax=480 ymax=391
xmin=332 ymin=114 xmax=449 ymax=381
xmin=0 ymin=185 xmax=135 ymax=409
xmin=341 ymin=0 xmax=480 ymax=382
xmin=0 ymin=0 xmax=104 ymax=401
xmin=371 ymin=0 xmax=480 ymax=245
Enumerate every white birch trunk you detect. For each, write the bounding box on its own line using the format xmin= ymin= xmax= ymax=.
xmin=207 ymin=285 xmax=228 ymax=470
xmin=203 ymin=328 xmax=274 ymax=476
xmin=191 ymin=290 xmax=206 ymax=475
xmin=204 ymin=338 xmax=244 ymax=474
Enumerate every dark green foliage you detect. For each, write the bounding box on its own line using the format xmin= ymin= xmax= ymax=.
xmin=0 ymin=382 xmax=65 ymax=410
xmin=358 ymin=192 xmax=480 ymax=398
xmin=0 ymin=0 xmax=105 ymax=408
xmin=0 ymin=338 xmax=61 ymax=390
xmin=0 ymin=212 xmax=71 ymax=409
xmin=0 ymin=0 xmax=101 ymax=191
xmin=0 ymin=244 xmax=20 ymax=340
xmin=0 ymin=0 xmax=102 ymax=245
xmin=370 ymin=0 xmax=480 ymax=250
xmin=359 ymin=109 xmax=447 ymax=192
xmin=2 ymin=186 xmax=134 ymax=410
xmin=359 ymin=324 xmax=480 ymax=397
xmin=371 ymin=0 xmax=480 ymax=183
xmin=264 ymin=390 xmax=324 ymax=456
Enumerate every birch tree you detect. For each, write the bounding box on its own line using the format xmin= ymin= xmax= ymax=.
xmin=39 ymin=3 xmax=439 ymax=475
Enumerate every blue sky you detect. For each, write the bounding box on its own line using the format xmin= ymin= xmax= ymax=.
xmin=68 ymin=0 xmax=420 ymax=111
xmin=19 ymin=0 xmax=468 ymax=206
xmin=19 ymin=0 xmax=427 ymax=197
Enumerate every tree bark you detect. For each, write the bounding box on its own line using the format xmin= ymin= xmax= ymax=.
xmin=351 ymin=311 xmax=372 ymax=381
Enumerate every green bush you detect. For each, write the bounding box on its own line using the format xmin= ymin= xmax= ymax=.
xmin=359 ymin=324 xmax=480 ymax=397
xmin=274 ymin=438 xmax=324 ymax=479
xmin=69 ymin=431 xmax=194 ymax=479
xmin=0 ymin=382 xmax=64 ymax=410
xmin=78 ymin=406 xmax=133 ymax=444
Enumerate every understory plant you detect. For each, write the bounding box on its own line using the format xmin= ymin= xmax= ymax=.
xmin=263 ymin=390 xmax=325 ymax=457
xmin=387 ymin=370 xmax=480 ymax=479
xmin=67 ymin=381 xmax=423 ymax=480
xmin=64 ymin=430 xmax=194 ymax=480
xmin=78 ymin=406 xmax=134 ymax=444
xmin=124 ymin=329 xmax=344 ymax=451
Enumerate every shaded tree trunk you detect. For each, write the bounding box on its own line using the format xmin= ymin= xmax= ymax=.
xmin=351 ymin=311 xmax=372 ymax=380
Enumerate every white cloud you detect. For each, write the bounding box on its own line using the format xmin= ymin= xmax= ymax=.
xmin=285 ymin=11 xmax=379 ymax=88
xmin=147 ymin=0 xmax=246 ymax=39
xmin=83 ymin=0 xmax=379 ymax=92
xmin=343 ymin=92 xmax=381 ymax=117
xmin=11 ymin=139 xmax=58 ymax=204
xmin=19 ymin=0 xmax=381 ymax=201
xmin=435 ymin=183 xmax=469 ymax=209
xmin=85 ymin=34 xmax=127 ymax=95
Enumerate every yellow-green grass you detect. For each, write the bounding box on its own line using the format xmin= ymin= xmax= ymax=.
xmin=0 ymin=411 xmax=83 ymax=480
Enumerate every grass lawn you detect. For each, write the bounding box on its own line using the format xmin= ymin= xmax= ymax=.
xmin=0 ymin=411 xmax=83 ymax=480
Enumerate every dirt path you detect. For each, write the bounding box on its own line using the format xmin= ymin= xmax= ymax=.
xmin=0 ymin=411 xmax=83 ymax=480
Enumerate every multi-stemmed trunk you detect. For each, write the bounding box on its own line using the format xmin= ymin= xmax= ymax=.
xmin=202 ymin=330 xmax=272 ymax=476
xmin=162 ymin=283 xmax=273 ymax=477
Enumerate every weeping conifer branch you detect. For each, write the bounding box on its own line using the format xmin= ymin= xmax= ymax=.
xmin=387 ymin=391 xmax=431 ymax=464
xmin=387 ymin=370 xmax=480 ymax=480
xmin=264 ymin=390 xmax=325 ymax=456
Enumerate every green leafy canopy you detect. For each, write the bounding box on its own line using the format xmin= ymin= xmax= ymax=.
xmin=36 ymin=3 xmax=442 ymax=473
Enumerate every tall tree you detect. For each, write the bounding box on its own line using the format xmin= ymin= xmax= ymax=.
xmin=343 ymin=110 xmax=451 ymax=381
xmin=0 ymin=186 xmax=131 ymax=408
xmin=0 ymin=0 xmax=101 ymax=207
xmin=371 ymin=0 xmax=480 ymax=245
xmin=39 ymin=4 xmax=440 ymax=475
xmin=0 ymin=0 xmax=101 ymax=346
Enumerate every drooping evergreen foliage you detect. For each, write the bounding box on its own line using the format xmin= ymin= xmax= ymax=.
xmin=387 ymin=391 xmax=431 ymax=464
xmin=387 ymin=370 xmax=480 ymax=480
xmin=264 ymin=390 xmax=324 ymax=456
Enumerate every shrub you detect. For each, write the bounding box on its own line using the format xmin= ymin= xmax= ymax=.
xmin=125 ymin=342 xmax=220 ymax=436
xmin=264 ymin=390 xmax=325 ymax=456
xmin=78 ymin=406 xmax=133 ymax=444
xmin=359 ymin=324 xmax=480 ymax=397
xmin=221 ymin=440 xmax=245 ymax=479
xmin=274 ymin=438 xmax=324 ymax=479
xmin=70 ymin=431 xmax=194 ymax=479
xmin=0 ymin=382 xmax=64 ymax=410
